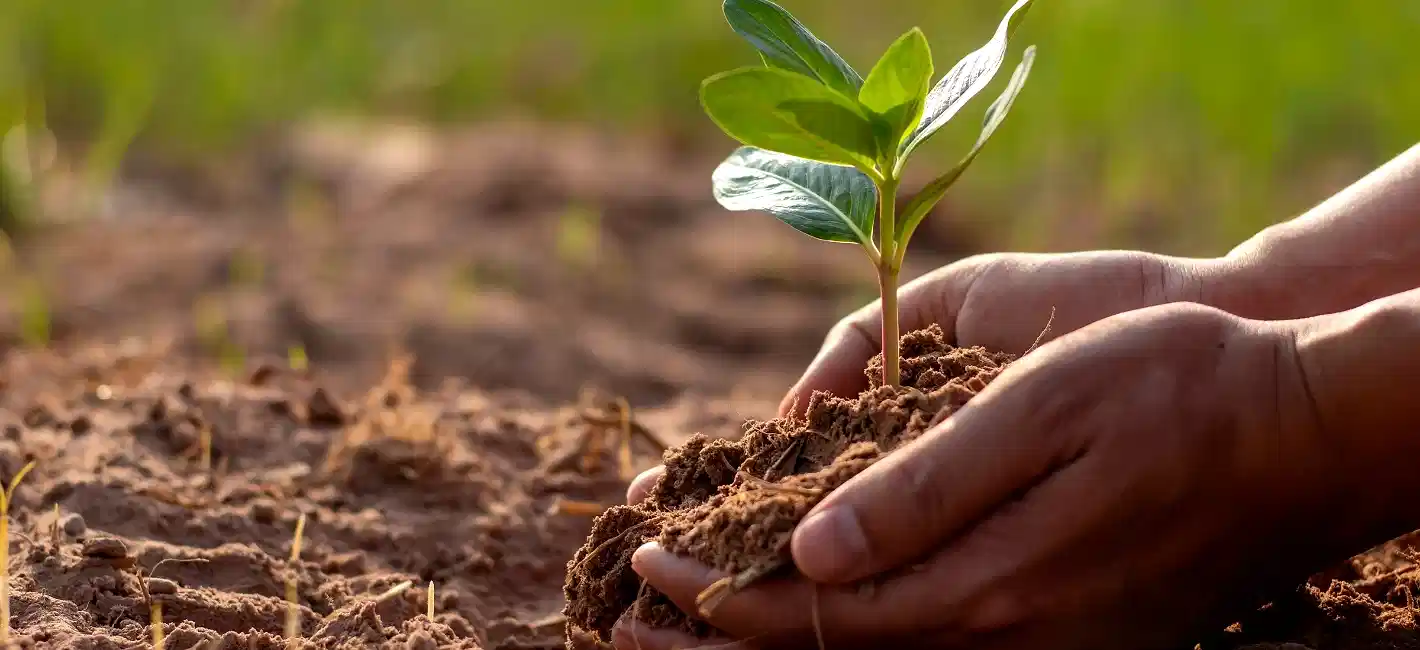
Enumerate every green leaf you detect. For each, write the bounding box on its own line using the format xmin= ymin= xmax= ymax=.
xmin=899 ymin=0 xmax=1034 ymax=159
xmin=859 ymin=28 xmax=934 ymax=154
xmin=896 ymin=46 xmax=1036 ymax=253
xmin=701 ymin=67 xmax=879 ymax=170
xmin=723 ymin=0 xmax=863 ymax=96
xmin=712 ymin=146 xmax=877 ymax=246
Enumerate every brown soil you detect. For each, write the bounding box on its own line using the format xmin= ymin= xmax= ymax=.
xmin=564 ymin=326 xmax=1420 ymax=650
xmin=562 ymin=325 xmax=1013 ymax=641
xmin=2 ymin=120 xmax=1420 ymax=649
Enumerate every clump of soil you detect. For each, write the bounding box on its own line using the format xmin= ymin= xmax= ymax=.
xmin=562 ymin=325 xmax=1015 ymax=640
xmin=562 ymin=325 xmax=1420 ymax=650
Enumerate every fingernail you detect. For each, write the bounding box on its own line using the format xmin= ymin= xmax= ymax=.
xmin=630 ymin=541 xmax=661 ymax=575
xmin=793 ymin=507 xmax=868 ymax=581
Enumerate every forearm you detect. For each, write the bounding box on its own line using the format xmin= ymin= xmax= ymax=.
xmin=1291 ymin=287 xmax=1420 ymax=541
xmin=1209 ymin=142 xmax=1420 ymax=320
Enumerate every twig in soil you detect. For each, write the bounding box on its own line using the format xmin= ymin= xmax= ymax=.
xmin=569 ymin=516 xmax=666 ymax=577
xmin=695 ymin=561 xmax=785 ymax=619
xmin=285 ymin=513 xmax=307 ymax=645
xmin=578 ymin=399 xmax=669 ymax=453
xmin=737 ymin=472 xmax=822 ymax=498
xmin=765 ymin=439 xmax=804 ymax=482
xmin=49 ymin=503 xmax=60 ymax=547
xmin=0 ymin=460 xmax=35 ymax=644
xmin=527 ymin=612 xmax=567 ymax=629
xmin=374 ymin=580 xmax=413 ymax=603
xmin=427 ymin=581 xmax=435 ymax=619
xmin=549 ymin=497 xmax=606 ymax=517
xmin=616 ymin=397 xmax=635 ymax=481
xmin=198 ymin=423 xmax=212 ymax=474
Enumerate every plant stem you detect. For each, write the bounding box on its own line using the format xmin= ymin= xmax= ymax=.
xmin=877 ymin=179 xmax=901 ymax=388
xmin=1 ymin=509 xmax=9 ymax=644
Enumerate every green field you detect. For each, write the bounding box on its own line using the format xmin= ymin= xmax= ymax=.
xmin=1 ymin=0 xmax=1416 ymax=254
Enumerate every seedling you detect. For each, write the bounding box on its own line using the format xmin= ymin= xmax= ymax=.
xmin=426 ymin=581 xmax=435 ymax=620
xmin=0 ymin=460 xmax=35 ymax=643
xmin=285 ymin=513 xmax=307 ymax=645
xmin=198 ymin=423 xmax=213 ymax=474
xmin=287 ymin=344 xmax=309 ymax=372
xmin=151 ymin=599 xmax=164 ymax=650
xmin=703 ymin=0 xmax=1038 ymax=386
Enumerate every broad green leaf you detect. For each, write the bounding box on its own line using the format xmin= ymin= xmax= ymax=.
xmin=723 ymin=0 xmax=863 ymax=97
xmin=859 ymin=28 xmax=933 ymax=153
xmin=702 ymin=67 xmax=879 ymax=170
xmin=896 ymin=46 xmax=1036 ymax=253
xmin=899 ymin=0 xmax=1034 ymax=159
xmin=712 ymin=146 xmax=877 ymax=246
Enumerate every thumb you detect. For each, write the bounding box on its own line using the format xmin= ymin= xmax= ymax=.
xmin=779 ymin=265 xmax=978 ymax=417
xmin=788 ymin=363 xmax=1069 ymax=584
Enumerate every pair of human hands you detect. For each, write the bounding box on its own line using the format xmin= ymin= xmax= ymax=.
xmin=609 ymin=252 xmax=1361 ymax=649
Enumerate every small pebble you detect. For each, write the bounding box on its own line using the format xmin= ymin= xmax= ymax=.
xmin=82 ymin=537 xmax=129 ymax=559
xmin=61 ymin=513 xmax=87 ymax=537
xmin=146 ymin=577 xmax=178 ymax=595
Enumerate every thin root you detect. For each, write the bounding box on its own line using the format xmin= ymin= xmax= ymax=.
xmin=1023 ymin=307 xmax=1057 ymax=356
xmin=570 ymin=516 xmax=665 ymax=576
xmin=765 ymin=438 xmax=804 ymax=481
xmin=695 ymin=561 xmax=784 ymax=619
xmin=737 ymin=472 xmax=822 ymax=498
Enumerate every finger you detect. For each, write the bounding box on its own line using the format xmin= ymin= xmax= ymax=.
xmin=790 ymin=354 xmax=1087 ymax=584
xmin=632 ymin=541 xmax=969 ymax=646
xmin=641 ymin=453 xmax=1111 ymax=647
xmin=612 ymin=615 xmax=733 ymax=650
xmin=627 ymin=465 xmax=666 ymax=504
xmin=779 ymin=265 xmax=975 ymax=417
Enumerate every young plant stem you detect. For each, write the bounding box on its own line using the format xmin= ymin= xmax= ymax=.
xmin=877 ymin=179 xmax=901 ymax=388
xmin=1 ymin=501 xmax=9 ymax=645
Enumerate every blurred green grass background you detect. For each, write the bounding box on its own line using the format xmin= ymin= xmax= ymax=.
xmin=1 ymin=0 xmax=1416 ymax=255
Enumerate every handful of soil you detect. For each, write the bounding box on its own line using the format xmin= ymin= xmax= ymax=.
xmin=561 ymin=325 xmax=1014 ymax=642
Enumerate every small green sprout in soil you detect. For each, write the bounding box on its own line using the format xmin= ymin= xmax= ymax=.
xmin=287 ymin=343 xmax=309 ymax=372
xmin=703 ymin=0 xmax=1037 ymax=386
xmin=0 ymin=460 xmax=35 ymax=644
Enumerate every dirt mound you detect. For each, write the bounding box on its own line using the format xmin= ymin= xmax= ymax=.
xmin=562 ymin=325 xmax=1014 ymax=640
xmin=563 ymin=326 xmax=1420 ymax=650
xmin=0 ymin=340 xmax=751 ymax=649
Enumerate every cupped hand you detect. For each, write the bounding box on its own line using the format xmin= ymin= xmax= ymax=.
xmin=612 ymin=303 xmax=1368 ymax=650
xmin=627 ymin=250 xmax=1225 ymax=503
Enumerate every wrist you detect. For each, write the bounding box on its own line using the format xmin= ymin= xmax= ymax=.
xmin=1290 ymin=289 xmax=1420 ymax=545
xmin=1153 ymin=253 xmax=1281 ymax=319
xmin=1177 ymin=242 xmax=1306 ymax=321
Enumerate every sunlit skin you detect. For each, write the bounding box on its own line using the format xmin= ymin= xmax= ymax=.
xmin=614 ymin=143 xmax=1420 ymax=649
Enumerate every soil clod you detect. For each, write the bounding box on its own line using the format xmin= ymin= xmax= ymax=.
xmin=563 ymin=325 xmax=1014 ymax=641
